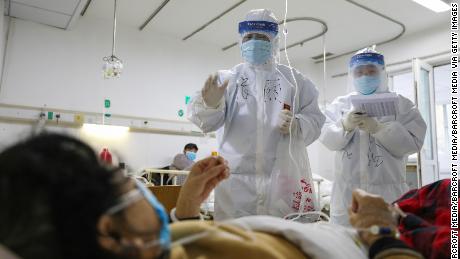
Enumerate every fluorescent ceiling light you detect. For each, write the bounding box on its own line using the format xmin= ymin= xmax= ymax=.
xmin=82 ymin=123 xmax=129 ymax=139
xmin=412 ymin=0 xmax=450 ymax=13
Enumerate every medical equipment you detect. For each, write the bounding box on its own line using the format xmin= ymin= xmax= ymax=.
xmin=185 ymin=151 xmax=196 ymax=161
xmin=102 ymin=0 xmax=123 ymax=79
xmin=352 ymin=204 xmax=407 ymax=238
xmin=281 ymin=0 xmax=317 ymax=214
xmin=347 ymin=46 xmax=387 ymax=94
xmin=241 ymin=40 xmax=273 ymax=64
xmin=139 ymin=181 xmax=171 ymax=248
xmin=354 ymin=75 xmax=381 ymax=95
xmin=284 ymin=203 xmax=406 ymax=243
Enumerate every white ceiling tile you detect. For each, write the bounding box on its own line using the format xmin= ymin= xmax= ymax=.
xmin=12 ymin=0 xmax=81 ymax=15
xmin=10 ymin=2 xmax=71 ymax=29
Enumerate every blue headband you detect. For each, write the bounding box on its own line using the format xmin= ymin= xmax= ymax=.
xmin=350 ymin=52 xmax=385 ymax=68
xmin=238 ymin=21 xmax=278 ymax=37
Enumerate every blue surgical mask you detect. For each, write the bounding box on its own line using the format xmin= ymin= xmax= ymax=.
xmin=241 ymin=39 xmax=272 ymax=65
xmin=354 ymin=75 xmax=380 ymax=95
xmin=135 ymin=181 xmax=171 ymax=249
xmin=185 ymin=151 xmax=196 ymax=161
xmin=104 ymin=181 xmax=171 ymax=253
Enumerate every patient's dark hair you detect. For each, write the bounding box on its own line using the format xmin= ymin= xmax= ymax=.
xmin=0 ymin=133 xmax=120 ymax=259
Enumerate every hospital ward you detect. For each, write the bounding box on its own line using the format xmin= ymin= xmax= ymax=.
xmin=0 ymin=0 xmax=456 ymax=258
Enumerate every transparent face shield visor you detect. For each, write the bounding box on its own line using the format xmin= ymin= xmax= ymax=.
xmin=347 ymin=53 xmax=388 ymax=94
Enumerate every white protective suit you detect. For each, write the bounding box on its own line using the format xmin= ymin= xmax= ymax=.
xmin=320 ymin=49 xmax=427 ymax=226
xmin=188 ymin=10 xmax=325 ymax=220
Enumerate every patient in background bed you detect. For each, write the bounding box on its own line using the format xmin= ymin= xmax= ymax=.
xmin=170 ymin=143 xmax=198 ymax=171
xmin=168 ymin=143 xmax=198 ymax=185
xmin=0 ymin=133 xmax=447 ymax=259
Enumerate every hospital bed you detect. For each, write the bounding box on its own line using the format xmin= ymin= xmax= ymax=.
xmin=141 ymin=168 xmax=333 ymax=212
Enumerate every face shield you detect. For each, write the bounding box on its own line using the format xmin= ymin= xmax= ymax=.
xmin=238 ymin=9 xmax=280 ymax=65
xmin=348 ymin=48 xmax=388 ymax=95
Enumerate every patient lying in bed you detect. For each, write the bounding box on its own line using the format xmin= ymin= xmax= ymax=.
xmin=0 ymin=133 xmax=448 ymax=259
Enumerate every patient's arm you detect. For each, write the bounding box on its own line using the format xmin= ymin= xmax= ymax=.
xmin=175 ymin=156 xmax=229 ymax=219
xmin=349 ymin=190 xmax=423 ymax=259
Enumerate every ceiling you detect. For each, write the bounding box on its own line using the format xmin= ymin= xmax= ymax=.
xmin=5 ymin=0 xmax=451 ymax=62
xmin=6 ymin=0 xmax=86 ymax=29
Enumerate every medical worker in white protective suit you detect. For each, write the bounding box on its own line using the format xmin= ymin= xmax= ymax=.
xmin=188 ymin=9 xmax=325 ymax=220
xmin=320 ymin=47 xmax=427 ymax=226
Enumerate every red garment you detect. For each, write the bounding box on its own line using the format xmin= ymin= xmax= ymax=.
xmin=99 ymin=148 xmax=112 ymax=165
xmin=394 ymin=179 xmax=452 ymax=259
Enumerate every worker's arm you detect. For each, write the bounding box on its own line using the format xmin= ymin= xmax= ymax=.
xmin=174 ymin=156 xmax=229 ymax=219
xmin=319 ymin=98 xmax=356 ymax=151
xmin=187 ymin=73 xmax=229 ymax=133
xmin=294 ymin=77 xmax=326 ymax=146
xmin=373 ymin=98 xmax=426 ymax=158
xmin=187 ymin=94 xmax=226 ymax=133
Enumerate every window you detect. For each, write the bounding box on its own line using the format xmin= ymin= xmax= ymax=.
xmin=434 ymin=64 xmax=450 ymax=179
xmin=389 ymin=71 xmax=417 ymax=164
xmin=390 ymin=71 xmax=415 ymax=102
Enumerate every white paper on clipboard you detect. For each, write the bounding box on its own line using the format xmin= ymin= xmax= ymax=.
xmin=350 ymin=93 xmax=398 ymax=117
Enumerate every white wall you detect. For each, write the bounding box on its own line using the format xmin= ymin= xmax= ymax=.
xmin=0 ymin=15 xmax=238 ymax=171
xmin=1 ymin=16 xmax=239 ymax=119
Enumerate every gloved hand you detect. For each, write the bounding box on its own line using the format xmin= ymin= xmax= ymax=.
xmin=202 ymin=74 xmax=228 ymax=108
xmin=342 ymin=111 xmax=365 ymax=131
xmin=358 ymin=116 xmax=382 ymax=134
xmin=278 ymin=109 xmax=295 ymax=134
